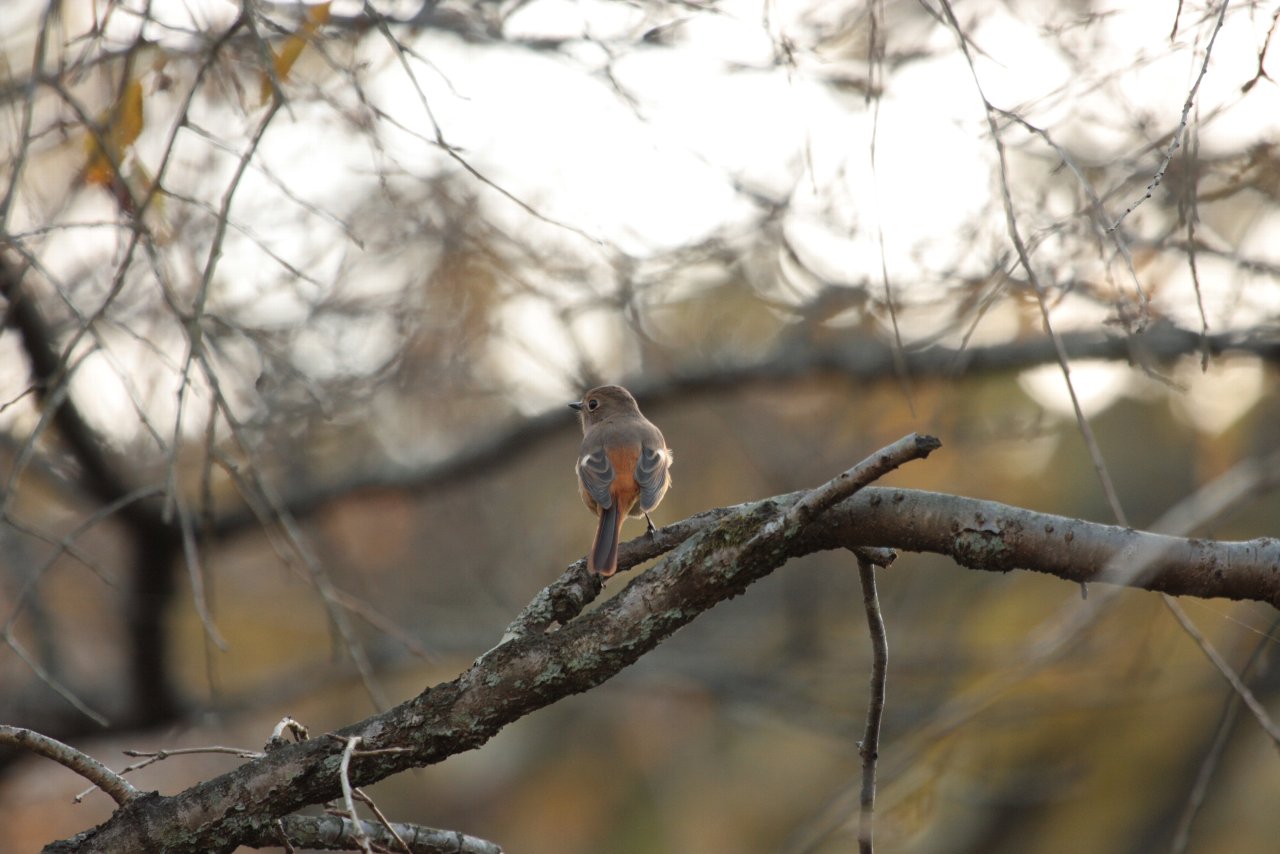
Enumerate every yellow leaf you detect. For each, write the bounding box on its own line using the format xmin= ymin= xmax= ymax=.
xmin=84 ymin=78 xmax=145 ymax=187
xmin=260 ymin=2 xmax=331 ymax=104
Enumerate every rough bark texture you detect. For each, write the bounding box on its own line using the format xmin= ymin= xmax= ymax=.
xmin=41 ymin=466 xmax=1280 ymax=851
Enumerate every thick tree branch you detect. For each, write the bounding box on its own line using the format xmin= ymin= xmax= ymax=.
xmin=0 ymin=258 xmax=163 ymax=530
xmin=39 ymin=434 xmax=1280 ymax=852
xmin=255 ymin=815 xmax=504 ymax=853
xmin=212 ymin=319 xmax=1280 ymax=537
xmin=811 ymin=489 xmax=1280 ymax=607
xmin=42 ymin=436 xmax=939 ymax=853
xmin=0 ymin=256 xmax=182 ymax=725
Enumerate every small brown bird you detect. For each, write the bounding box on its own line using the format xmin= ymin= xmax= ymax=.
xmin=570 ymin=385 xmax=672 ymax=576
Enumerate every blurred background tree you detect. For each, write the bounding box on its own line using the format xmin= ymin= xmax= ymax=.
xmin=1 ymin=0 xmax=1278 ymax=851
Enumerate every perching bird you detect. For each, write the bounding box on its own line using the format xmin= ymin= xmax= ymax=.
xmin=570 ymin=385 xmax=672 ymax=576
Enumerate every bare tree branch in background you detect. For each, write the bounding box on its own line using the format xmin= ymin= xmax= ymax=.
xmin=3 ymin=1 xmax=1280 ymax=851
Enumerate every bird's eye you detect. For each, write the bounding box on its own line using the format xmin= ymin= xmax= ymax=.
xmin=587 ymin=398 xmax=599 ymax=411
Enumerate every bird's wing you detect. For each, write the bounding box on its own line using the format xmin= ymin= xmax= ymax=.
xmin=635 ymin=445 xmax=672 ymax=511
xmin=577 ymin=447 xmax=615 ymax=509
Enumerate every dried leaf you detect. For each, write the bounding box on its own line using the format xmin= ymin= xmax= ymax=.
xmin=83 ymin=78 xmax=145 ymax=187
xmin=260 ymin=2 xmax=332 ymax=104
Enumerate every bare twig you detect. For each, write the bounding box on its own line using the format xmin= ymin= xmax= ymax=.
xmin=121 ymin=745 xmax=262 ymax=760
xmin=276 ymin=818 xmax=298 ymax=854
xmin=939 ymin=0 xmax=1131 ymax=534
xmin=1241 ymin=6 xmax=1280 ymax=92
xmin=174 ymin=493 xmax=228 ymax=653
xmin=75 ymin=744 xmax=264 ymax=803
xmin=0 ymin=631 xmax=109 ymax=727
xmin=990 ymin=107 xmax=1146 ymax=306
xmin=1181 ymin=116 xmax=1210 ymax=365
xmin=350 ymin=787 xmax=413 ymax=854
xmin=855 ymin=556 xmax=887 ymax=854
xmin=3 ymin=485 xmax=160 ymax=632
xmin=212 ymin=321 xmax=1277 ymax=540
xmin=205 ymin=407 xmax=393 ymax=711
xmin=1159 ymin=596 xmax=1280 ymax=749
xmin=0 ymin=0 xmax=55 ymax=226
xmin=784 ymin=433 xmax=940 ymax=528
xmin=1169 ymin=614 xmax=1279 ymax=852
xmin=0 ymin=725 xmax=139 ymax=806
xmin=361 ymin=2 xmax=602 ymax=248
xmin=271 ymin=716 xmax=311 ymax=743
xmin=1109 ymin=0 xmax=1232 ymax=232
xmin=865 ymin=7 xmax=914 ymax=416
xmin=338 ymin=736 xmax=372 ymax=854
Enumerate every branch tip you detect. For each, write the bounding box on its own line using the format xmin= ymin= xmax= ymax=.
xmin=0 ymin=724 xmax=140 ymax=806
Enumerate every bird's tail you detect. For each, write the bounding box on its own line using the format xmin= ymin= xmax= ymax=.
xmin=589 ymin=502 xmax=626 ymax=576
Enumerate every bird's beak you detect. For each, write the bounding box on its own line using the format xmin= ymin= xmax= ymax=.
xmin=568 ymin=401 xmax=583 ymax=411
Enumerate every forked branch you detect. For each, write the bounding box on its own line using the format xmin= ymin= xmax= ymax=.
xmin=35 ymin=434 xmax=1280 ymax=852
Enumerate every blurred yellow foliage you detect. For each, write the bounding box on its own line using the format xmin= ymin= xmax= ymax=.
xmin=83 ymin=78 xmax=144 ymax=188
xmin=261 ymin=2 xmax=332 ymax=104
